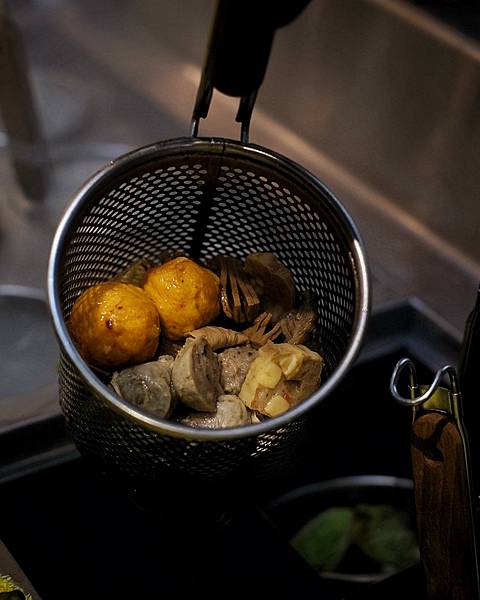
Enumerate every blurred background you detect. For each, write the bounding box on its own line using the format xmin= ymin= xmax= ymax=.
xmin=1 ymin=0 xmax=480 ymax=422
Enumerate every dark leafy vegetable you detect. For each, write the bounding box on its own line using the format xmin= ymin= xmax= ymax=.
xmin=290 ymin=504 xmax=419 ymax=574
xmin=291 ymin=508 xmax=355 ymax=571
xmin=353 ymin=504 xmax=420 ymax=573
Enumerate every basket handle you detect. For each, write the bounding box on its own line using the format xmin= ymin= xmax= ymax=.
xmin=191 ymin=0 xmax=311 ymax=143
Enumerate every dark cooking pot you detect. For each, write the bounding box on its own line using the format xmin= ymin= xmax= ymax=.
xmin=267 ymin=475 xmax=422 ymax=597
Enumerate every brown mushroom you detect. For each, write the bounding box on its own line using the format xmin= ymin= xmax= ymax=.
xmin=279 ymin=290 xmax=317 ymax=345
xmin=242 ymin=312 xmax=282 ymax=348
xmin=244 ymin=253 xmax=295 ymax=321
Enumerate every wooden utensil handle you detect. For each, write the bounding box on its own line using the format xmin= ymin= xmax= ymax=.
xmin=411 ymin=411 xmax=478 ymax=600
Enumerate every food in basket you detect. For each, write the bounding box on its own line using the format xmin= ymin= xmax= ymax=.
xmin=279 ymin=290 xmax=317 ymax=345
xmin=187 ymin=326 xmax=249 ymax=350
xmin=215 ymin=255 xmax=261 ymax=323
xmin=218 ymin=346 xmax=258 ymax=395
xmin=243 ymin=311 xmax=282 ymax=347
xmin=143 ymin=256 xmax=221 ymax=340
xmin=68 ymin=251 xmax=323 ymax=428
xmin=111 ymin=355 xmax=175 ymax=418
xmin=239 ymin=341 xmax=323 ymax=417
xmin=113 ymin=257 xmax=153 ymax=286
xmin=171 ymin=336 xmax=222 ymax=412
xmin=68 ymin=281 xmax=160 ymax=369
xmin=244 ymin=252 xmax=296 ymax=321
xmin=180 ymin=394 xmax=251 ymax=429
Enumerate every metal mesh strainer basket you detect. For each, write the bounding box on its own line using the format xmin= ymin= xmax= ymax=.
xmin=48 ymin=137 xmax=369 ymax=481
xmin=47 ymin=2 xmax=369 ymax=482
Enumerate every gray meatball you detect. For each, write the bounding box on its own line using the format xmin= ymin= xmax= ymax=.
xmin=218 ymin=346 xmax=258 ymax=395
xmin=111 ymin=355 xmax=174 ymax=418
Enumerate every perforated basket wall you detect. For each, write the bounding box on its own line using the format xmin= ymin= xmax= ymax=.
xmin=50 ymin=138 xmax=369 ymax=481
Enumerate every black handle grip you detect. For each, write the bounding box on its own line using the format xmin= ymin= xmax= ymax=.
xmin=206 ymin=0 xmax=275 ymax=98
xmin=192 ymin=0 xmax=311 ymax=140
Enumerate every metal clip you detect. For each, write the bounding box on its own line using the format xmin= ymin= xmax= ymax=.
xmin=190 ymin=73 xmax=256 ymax=144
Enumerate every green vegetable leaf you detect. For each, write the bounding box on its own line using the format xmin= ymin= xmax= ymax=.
xmin=290 ymin=507 xmax=355 ymax=571
xmin=353 ymin=504 xmax=420 ymax=572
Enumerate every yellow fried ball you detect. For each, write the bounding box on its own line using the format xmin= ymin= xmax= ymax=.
xmin=143 ymin=257 xmax=220 ymax=340
xmin=69 ymin=281 xmax=160 ymax=369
